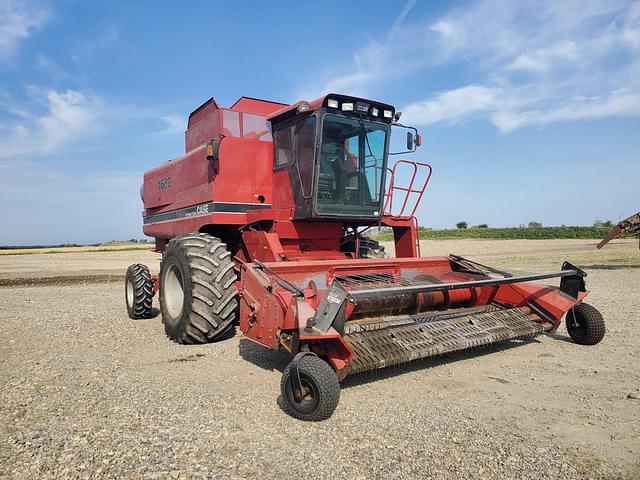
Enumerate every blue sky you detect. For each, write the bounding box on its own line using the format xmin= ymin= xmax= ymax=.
xmin=0 ymin=0 xmax=639 ymax=245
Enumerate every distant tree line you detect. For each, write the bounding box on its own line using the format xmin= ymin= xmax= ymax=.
xmin=101 ymin=239 xmax=154 ymax=245
xmin=455 ymin=220 xmax=615 ymax=229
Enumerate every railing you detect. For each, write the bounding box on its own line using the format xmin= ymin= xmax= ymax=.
xmin=411 ymin=215 xmax=422 ymax=257
xmin=383 ymin=160 xmax=432 ymax=219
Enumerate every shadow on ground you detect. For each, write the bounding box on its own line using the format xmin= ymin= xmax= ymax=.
xmin=142 ymin=307 xmax=161 ymax=319
xmin=235 ymin=334 xmax=584 ymax=389
xmin=340 ymin=338 xmax=545 ymax=388
xmin=239 ymin=338 xmax=290 ymax=373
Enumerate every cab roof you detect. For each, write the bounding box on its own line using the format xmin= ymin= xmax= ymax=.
xmin=267 ymin=93 xmax=395 ymax=123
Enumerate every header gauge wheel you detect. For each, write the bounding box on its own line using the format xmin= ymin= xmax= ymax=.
xmin=281 ymin=354 xmax=340 ymax=421
xmin=566 ymin=303 xmax=605 ymax=345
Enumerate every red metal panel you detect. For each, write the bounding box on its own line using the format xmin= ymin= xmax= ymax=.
xmin=143 ymin=145 xmax=212 ymax=210
xmin=242 ymin=231 xmax=284 ymax=262
xmin=144 ymin=162 xmax=177 ymax=209
xmin=493 ymin=283 xmax=587 ymax=330
xmin=251 ymin=256 xmax=453 ymax=291
xmin=214 ymin=137 xmax=273 ymax=205
xmin=186 ymin=110 xmax=221 ymax=153
xmin=143 ymin=135 xmax=275 ymax=239
xmin=187 ymin=97 xmax=220 ymax=128
xmin=230 ymin=96 xmax=288 ymax=115
xmin=272 ymin=170 xmax=295 ymax=213
xmin=381 ymin=216 xmax=420 ymax=257
xmin=239 ymin=263 xmax=286 ymax=350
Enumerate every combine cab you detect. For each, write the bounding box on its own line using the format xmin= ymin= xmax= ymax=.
xmin=125 ymin=94 xmax=605 ymax=420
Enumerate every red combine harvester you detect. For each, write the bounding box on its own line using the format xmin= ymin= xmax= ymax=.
xmin=125 ymin=94 xmax=605 ymax=420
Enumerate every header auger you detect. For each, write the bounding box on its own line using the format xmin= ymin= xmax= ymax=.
xmin=125 ymin=93 xmax=605 ymax=420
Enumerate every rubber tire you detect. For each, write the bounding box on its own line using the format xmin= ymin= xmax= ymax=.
xmin=341 ymin=237 xmax=387 ymax=259
xmin=566 ymin=303 xmax=605 ymax=345
xmin=125 ymin=264 xmax=153 ymax=319
xmin=360 ymin=238 xmax=387 ymax=259
xmin=280 ymin=355 xmax=340 ymax=421
xmin=159 ymin=233 xmax=238 ymax=344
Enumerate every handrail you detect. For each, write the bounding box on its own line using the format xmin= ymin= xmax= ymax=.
xmin=384 ymin=160 xmax=432 ymax=219
xmin=412 ymin=215 xmax=422 ymax=257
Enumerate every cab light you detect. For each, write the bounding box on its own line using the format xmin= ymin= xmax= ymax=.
xmin=327 ymin=98 xmax=339 ymax=108
xmin=383 ymin=109 xmax=393 ymax=118
xmin=297 ymin=102 xmax=310 ymax=113
xmin=371 ymin=107 xmax=379 ymax=117
xmin=355 ymin=102 xmax=369 ymax=113
xmin=342 ymin=102 xmax=354 ymax=111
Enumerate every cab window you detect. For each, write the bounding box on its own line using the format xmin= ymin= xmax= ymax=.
xmin=274 ymin=124 xmax=294 ymax=167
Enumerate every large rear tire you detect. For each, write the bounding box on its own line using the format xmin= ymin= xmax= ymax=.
xmin=125 ymin=264 xmax=153 ymax=319
xmin=159 ymin=233 xmax=238 ymax=344
xmin=566 ymin=303 xmax=605 ymax=345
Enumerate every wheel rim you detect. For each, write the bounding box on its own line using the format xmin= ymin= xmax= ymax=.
xmin=568 ymin=309 xmax=587 ymax=338
xmin=164 ymin=264 xmax=185 ymax=319
xmin=286 ymin=376 xmax=320 ymax=414
xmin=126 ymin=279 xmax=134 ymax=307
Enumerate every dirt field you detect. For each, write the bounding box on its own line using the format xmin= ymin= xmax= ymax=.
xmin=1 ymin=239 xmax=638 ymax=479
xmin=0 ymin=244 xmax=152 ymax=256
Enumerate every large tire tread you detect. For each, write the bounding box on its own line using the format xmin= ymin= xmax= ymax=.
xmin=566 ymin=302 xmax=605 ymax=345
xmin=125 ymin=264 xmax=153 ymax=319
xmin=280 ymin=356 xmax=340 ymax=421
xmin=160 ymin=233 xmax=238 ymax=344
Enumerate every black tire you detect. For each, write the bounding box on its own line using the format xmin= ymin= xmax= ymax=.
xmin=159 ymin=233 xmax=238 ymax=344
xmin=341 ymin=236 xmax=387 ymax=259
xmin=125 ymin=264 xmax=153 ymax=319
xmin=361 ymin=238 xmax=386 ymax=258
xmin=566 ymin=303 xmax=605 ymax=345
xmin=280 ymin=355 xmax=340 ymax=421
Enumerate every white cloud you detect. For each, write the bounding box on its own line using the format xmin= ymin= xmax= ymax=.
xmin=0 ymin=88 xmax=105 ymax=158
xmin=491 ymin=89 xmax=640 ymax=132
xmin=403 ymin=84 xmax=640 ymax=133
xmin=151 ymin=114 xmax=186 ymax=136
xmin=616 ymin=0 xmax=640 ymax=50
xmin=428 ymin=19 xmax=469 ymax=58
xmin=405 ymin=0 xmax=640 ymax=131
xmin=0 ymin=85 xmax=191 ymax=158
xmin=506 ymin=41 xmax=580 ymax=72
xmin=403 ymin=85 xmax=502 ymax=125
xmin=303 ymin=0 xmax=640 ymax=132
xmin=0 ymin=0 xmax=49 ymax=62
xmin=428 ymin=0 xmax=630 ymax=64
xmin=296 ymin=0 xmax=419 ymax=99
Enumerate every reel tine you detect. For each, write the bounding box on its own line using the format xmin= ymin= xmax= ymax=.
xmin=344 ymin=306 xmax=543 ymax=375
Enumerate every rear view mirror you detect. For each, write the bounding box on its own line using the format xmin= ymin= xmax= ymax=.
xmin=406 ymin=131 xmax=415 ymax=151
xmin=390 ymin=124 xmax=422 ymax=155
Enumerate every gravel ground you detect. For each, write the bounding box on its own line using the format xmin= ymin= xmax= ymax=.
xmin=1 ymin=240 xmax=639 ymax=479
